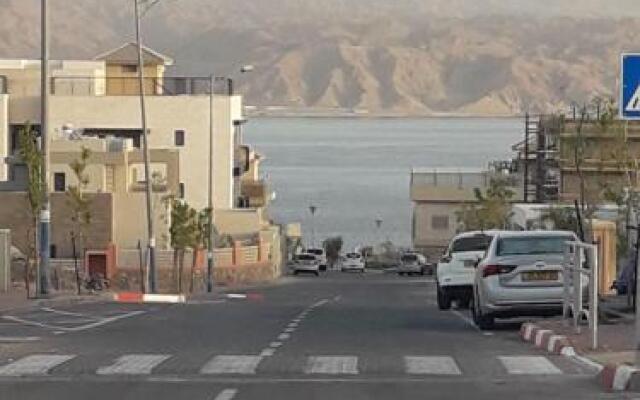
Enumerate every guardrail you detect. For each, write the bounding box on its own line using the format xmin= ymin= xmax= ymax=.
xmin=562 ymin=240 xmax=599 ymax=349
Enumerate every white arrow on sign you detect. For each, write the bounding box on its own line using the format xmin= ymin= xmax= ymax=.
xmin=626 ymin=85 xmax=640 ymax=112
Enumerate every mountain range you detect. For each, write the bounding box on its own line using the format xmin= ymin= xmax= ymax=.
xmin=1 ymin=0 xmax=638 ymax=115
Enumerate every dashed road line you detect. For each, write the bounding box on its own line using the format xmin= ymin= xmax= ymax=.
xmin=213 ymin=388 xmax=238 ymax=400
xmin=498 ymin=356 xmax=563 ymax=375
xmin=305 ymin=356 xmax=358 ymax=375
xmin=0 ymin=355 xmax=75 ymax=376
xmin=404 ymin=356 xmax=462 ymax=375
xmin=97 ymin=354 xmax=171 ymax=375
xmin=200 ymin=356 xmax=262 ymax=375
xmin=0 ymin=336 xmax=41 ymax=343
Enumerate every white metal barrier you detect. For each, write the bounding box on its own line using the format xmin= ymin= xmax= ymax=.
xmin=562 ymin=241 xmax=599 ymax=350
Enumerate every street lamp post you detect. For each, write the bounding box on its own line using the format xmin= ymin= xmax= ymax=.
xmin=375 ymin=218 xmax=383 ymax=245
xmin=309 ymin=205 xmax=317 ymax=247
xmin=134 ymin=0 xmax=157 ymax=293
xmin=38 ymin=0 xmax=51 ymax=297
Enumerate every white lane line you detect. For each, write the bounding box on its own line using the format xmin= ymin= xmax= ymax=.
xmin=278 ymin=333 xmax=291 ymax=340
xmin=200 ymin=356 xmax=263 ymax=374
xmin=97 ymin=354 xmax=171 ymax=375
xmin=269 ymin=341 xmax=283 ymax=348
xmin=0 ymin=355 xmax=75 ymax=376
xmin=260 ymin=349 xmax=276 ymax=357
xmin=450 ymin=310 xmax=492 ymax=335
xmin=284 ymin=327 xmax=296 ymax=333
xmin=498 ymin=356 xmax=562 ymax=375
xmin=305 ymin=356 xmax=358 ymax=375
xmin=213 ymin=388 xmax=238 ymax=400
xmin=288 ymin=322 xmax=299 ymax=327
xmin=404 ymin=356 xmax=462 ymax=375
xmin=3 ymin=311 xmax=145 ymax=332
xmin=40 ymin=307 xmax=100 ymax=320
xmin=0 ymin=336 xmax=41 ymax=343
xmin=226 ymin=294 xmax=247 ymax=299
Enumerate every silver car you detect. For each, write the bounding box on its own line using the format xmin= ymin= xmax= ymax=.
xmin=471 ymin=230 xmax=581 ymax=329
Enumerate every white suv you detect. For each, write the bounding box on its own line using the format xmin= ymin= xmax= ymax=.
xmin=305 ymin=248 xmax=327 ymax=271
xmin=436 ymin=231 xmax=496 ymax=310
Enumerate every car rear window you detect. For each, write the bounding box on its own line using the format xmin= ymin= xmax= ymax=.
xmin=401 ymin=254 xmax=418 ymax=262
xmin=451 ymin=235 xmax=493 ymax=253
xmin=496 ymin=235 xmax=573 ymax=256
xmin=307 ymin=249 xmax=323 ymax=255
xmin=297 ymin=254 xmax=316 ymax=261
xmin=346 ymin=253 xmax=360 ymax=259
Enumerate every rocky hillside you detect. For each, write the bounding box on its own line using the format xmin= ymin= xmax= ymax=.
xmin=0 ymin=0 xmax=637 ymax=115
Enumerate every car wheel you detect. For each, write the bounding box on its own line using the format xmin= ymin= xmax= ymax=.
xmin=471 ymin=288 xmax=494 ymax=330
xmin=315 ymin=271 xmax=320 ymax=276
xmin=436 ymin=284 xmax=452 ymax=310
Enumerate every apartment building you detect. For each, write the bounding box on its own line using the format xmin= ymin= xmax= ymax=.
xmin=0 ymin=44 xmax=277 ymax=276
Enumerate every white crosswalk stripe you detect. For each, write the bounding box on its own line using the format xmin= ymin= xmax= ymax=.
xmin=404 ymin=356 xmax=462 ymax=375
xmin=498 ymin=356 xmax=563 ymax=375
xmin=0 ymin=355 xmax=75 ymax=376
xmin=200 ymin=355 xmax=263 ymax=374
xmin=97 ymin=354 xmax=171 ymax=375
xmin=305 ymin=356 xmax=358 ymax=375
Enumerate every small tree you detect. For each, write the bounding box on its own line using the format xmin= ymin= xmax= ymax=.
xmin=322 ymin=236 xmax=343 ymax=268
xmin=456 ymin=177 xmax=515 ymax=231
xmin=169 ymin=199 xmax=197 ymax=293
xmin=189 ymin=207 xmax=211 ymax=293
xmin=67 ymin=147 xmax=93 ymax=292
xmin=17 ymin=123 xmax=44 ymax=298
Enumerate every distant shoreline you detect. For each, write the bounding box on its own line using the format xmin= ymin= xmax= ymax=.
xmin=245 ymin=109 xmax=523 ymax=119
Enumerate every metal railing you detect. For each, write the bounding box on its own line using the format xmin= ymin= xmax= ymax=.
xmin=50 ymin=76 xmax=235 ymax=96
xmin=563 ymin=240 xmax=599 ymax=349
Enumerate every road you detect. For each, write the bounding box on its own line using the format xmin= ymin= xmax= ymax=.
xmin=0 ymin=271 xmax=625 ymax=399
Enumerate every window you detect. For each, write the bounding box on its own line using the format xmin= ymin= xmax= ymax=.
xmin=54 ymin=172 xmax=66 ymax=192
xmin=496 ymin=235 xmax=573 ymax=256
xmin=179 ymin=183 xmax=185 ymax=199
xmin=431 ymin=215 xmax=449 ymax=230
xmin=451 ymin=235 xmax=493 ymax=253
xmin=175 ymin=130 xmax=185 ymax=146
xmin=122 ymin=65 xmax=138 ymax=73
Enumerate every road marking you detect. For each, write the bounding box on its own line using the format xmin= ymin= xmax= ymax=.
xmin=404 ymin=356 xmax=462 ymax=375
xmin=284 ymin=327 xmax=296 ymax=333
xmin=200 ymin=356 xmax=263 ymax=374
xmin=213 ymin=388 xmax=238 ymax=400
xmin=269 ymin=342 xmax=283 ymax=348
xmin=40 ymin=307 xmax=99 ymax=320
xmin=3 ymin=311 xmax=145 ymax=332
xmin=0 ymin=355 xmax=75 ymax=376
xmin=305 ymin=356 xmax=358 ymax=375
xmin=498 ymin=356 xmax=562 ymax=375
xmin=97 ymin=354 xmax=171 ymax=375
xmin=0 ymin=336 xmax=41 ymax=343
xmin=260 ymin=349 xmax=276 ymax=357
xmin=225 ymin=294 xmax=247 ymax=299
xmin=450 ymin=310 xmax=492 ymax=335
xmin=277 ymin=333 xmax=290 ymax=340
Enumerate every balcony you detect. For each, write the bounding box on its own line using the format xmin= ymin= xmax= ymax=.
xmin=239 ymin=180 xmax=270 ymax=208
xmin=50 ymin=76 xmax=237 ymax=96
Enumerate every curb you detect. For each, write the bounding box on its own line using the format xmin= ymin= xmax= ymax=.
xmin=519 ymin=322 xmax=640 ymax=392
xmin=113 ymin=292 xmax=186 ymax=304
xmin=0 ymin=292 xmax=112 ymax=313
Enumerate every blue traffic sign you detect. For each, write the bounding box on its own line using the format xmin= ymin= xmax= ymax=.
xmin=621 ymin=54 xmax=640 ymax=120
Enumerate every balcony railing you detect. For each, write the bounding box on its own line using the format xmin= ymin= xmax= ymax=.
xmin=50 ymin=76 xmax=236 ymax=96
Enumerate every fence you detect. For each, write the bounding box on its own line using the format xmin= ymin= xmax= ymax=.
xmin=50 ymin=76 xmax=236 ymax=96
xmin=563 ymin=240 xmax=599 ymax=350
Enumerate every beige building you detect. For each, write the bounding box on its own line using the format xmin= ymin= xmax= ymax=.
xmin=0 ymin=44 xmax=280 ymax=278
xmin=410 ymin=168 xmax=521 ymax=258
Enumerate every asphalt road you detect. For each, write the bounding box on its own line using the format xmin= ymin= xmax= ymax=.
xmin=0 ymin=271 xmax=626 ymax=399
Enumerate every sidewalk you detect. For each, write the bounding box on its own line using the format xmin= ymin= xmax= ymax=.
xmin=0 ymin=288 xmax=112 ymax=313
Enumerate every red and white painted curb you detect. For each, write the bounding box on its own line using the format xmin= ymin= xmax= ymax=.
xmin=113 ymin=292 xmax=186 ymax=304
xmin=599 ymin=364 xmax=640 ymax=392
xmin=519 ymin=322 xmax=575 ymax=356
xmin=520 ymin=322 xmax=640 ymax=392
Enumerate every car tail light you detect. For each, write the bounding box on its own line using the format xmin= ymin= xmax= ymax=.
xmin=482 ymin=264 xmax=516 ymax=278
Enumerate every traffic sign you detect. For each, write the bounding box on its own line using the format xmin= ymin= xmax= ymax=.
xmin=621 ymin=54 xmax=640 ymax=120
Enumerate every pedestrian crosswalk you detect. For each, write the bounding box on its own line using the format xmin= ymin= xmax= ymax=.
xmin=0 ymin=353 xmax=584 ymax=377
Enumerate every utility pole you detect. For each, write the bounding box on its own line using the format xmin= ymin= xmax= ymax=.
xmin=134 ymin=0 xmax=156 ymax=293
xmin=207 ymin=74 xmax=215 ymax=292
xmin=38 ymin=0 xmax=50 ymax=297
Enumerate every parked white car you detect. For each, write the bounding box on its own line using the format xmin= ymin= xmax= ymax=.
xmin=436 ymin=231 xmax=496 ymax=310
xmin=397 ymin=252 xmax=428 ymax=276
xmin=341 ymin=252 xmax=365 ymax=273
xmin=471 ymin=230 xmax=583 ymax=330
xmin=305 ymin=248 xmax=327 ymax=271
xmin=292 ymin=253 xmax=320 ymax=276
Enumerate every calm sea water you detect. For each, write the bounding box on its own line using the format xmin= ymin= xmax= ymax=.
xmin=245 ymin=117 xmax=522 ymax=250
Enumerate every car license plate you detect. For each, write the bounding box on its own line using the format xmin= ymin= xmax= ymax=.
xmin=522 ymin=271 xmax=558 ymax=281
